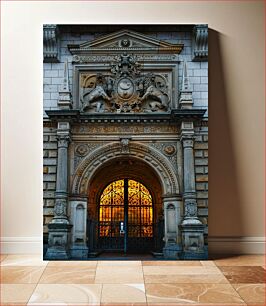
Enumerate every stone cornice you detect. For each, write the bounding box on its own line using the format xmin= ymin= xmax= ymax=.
xmin=45 ymin=109 xmax=206 ymax=124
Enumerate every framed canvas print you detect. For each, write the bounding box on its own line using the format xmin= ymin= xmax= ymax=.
xmin=43 ymin=24 xmax=208 ymax=260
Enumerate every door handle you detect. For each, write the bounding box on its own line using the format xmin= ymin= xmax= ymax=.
xmin=120 ymin=221 xmax=125 ymax=234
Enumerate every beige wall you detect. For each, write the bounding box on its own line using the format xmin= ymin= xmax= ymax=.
xmin=1 ymin=1 xmax=265 ymax=253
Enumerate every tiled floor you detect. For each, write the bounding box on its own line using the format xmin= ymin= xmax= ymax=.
xmin=0 ymin=254 xmax=265 ymax=305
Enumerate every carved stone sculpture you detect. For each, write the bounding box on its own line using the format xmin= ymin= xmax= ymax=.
xmin=79 ymin=53 xmax=170 ymax=113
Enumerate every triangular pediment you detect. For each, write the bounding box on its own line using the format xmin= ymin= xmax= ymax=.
xmin=68 ymin=29 xmax=183 ymax=54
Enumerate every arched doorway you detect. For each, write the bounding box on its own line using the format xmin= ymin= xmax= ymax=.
xmin=86 ymin=158 xmax=165 ymax=255
xmin=98 ymin=179 xmax=153 ymax=253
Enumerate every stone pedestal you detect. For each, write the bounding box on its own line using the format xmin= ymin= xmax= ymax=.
xmin=69 ymin=200 xmax=88 ymax=259
xmin=162 ymin=196 xmax=182 ymax=259
xmin=180 ymin=122 xmax=206 ymax=259
xmin=45 ymin=122 xmax=72 ymax=260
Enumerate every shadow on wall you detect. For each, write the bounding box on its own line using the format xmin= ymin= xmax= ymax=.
xmin=208 ymin=29 xmax=244 ymax=239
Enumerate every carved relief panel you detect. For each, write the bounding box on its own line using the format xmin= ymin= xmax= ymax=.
xmin=69 ymin=30 xmax=182 ymax=113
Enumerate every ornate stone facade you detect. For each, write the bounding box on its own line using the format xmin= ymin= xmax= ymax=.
xmin=43 ymin=25 xmax=208 ymax=260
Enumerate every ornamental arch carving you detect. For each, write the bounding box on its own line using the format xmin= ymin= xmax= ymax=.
xmin=71 ymin=141 xmax=180 ymax=197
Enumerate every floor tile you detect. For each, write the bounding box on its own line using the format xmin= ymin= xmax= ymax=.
xmin=0 ymin=254 xmax=8 ymax=261
xmin=214 ymin=255 xmax=265 ymax=267
xmin=101 ymin=284 xmax=146 ymax=303
xmin=145 ymin=283 xmax=245 ymax=304
xmin=0 ymin=284 xmax=36 ymax=304
xmin=233 ymin=284 xmax=266 ymax=303
xmin=144 ymin=274 xmax=229 ymax=284
xmin=219 ymin=266 xmax=265 ymax=283
xmin=98 ymin=260 xmax=142 ymax=266
xmin=142 ymin=260 xmax=202 ymax=266
xmin=95 ymin=266 xmax=144 ymax=283
xmin=27 ymin=284 xmax=102 ymax=305
xmin=39 ymin=266 xmax=96 ymax=284
xmin=1 ymin=255 xmax=48 ymax=267
xmin=48 ymin=260 xmax=97 ymax=267
xmin=1 ymin=266 xmax=45 ymax=284
xmin=200 ymin=260 xmax=217 ymax=266
xmin=143 ymin=265 xmax=222 ymax=275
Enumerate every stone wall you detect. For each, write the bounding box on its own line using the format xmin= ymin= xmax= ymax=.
xmin=43 ymin=124 xmax=57 ymax=241
xmin=194 ymin=125 xmax=208 ymax=237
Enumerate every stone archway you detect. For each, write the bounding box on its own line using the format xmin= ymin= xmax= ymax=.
xmin=71 ymin=141 xmax=180 ymax=197
xmin=69 ymin=141 xmax=182 ymax=257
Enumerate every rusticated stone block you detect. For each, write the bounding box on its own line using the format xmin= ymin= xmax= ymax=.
xmin=195 ymin=159 xmax=208 ymax=166
xmin=48 ymin=166 xmax=56 ymax=174
xmin=43 ymin=142 xmax=57 ymax=150
xmin=43 ymin=136 xmax=49 ymax=142
xmin=47 ymin=183 xmax=56 ymax=190
xmin=43 ymin=191 xmax=55 ymax=198
xmin=43 ymin=207 xmax=54 ymax=216
xmin=49 ymin=151 xmax=57 ymax=157
xmin=43 ymin=159 xmax=57 ymax=166
xmin=46 ymin=199 xmax=55 ymax=206
xmin=43 ymin=166 xmax=48 ymax=174
xmin=43 ymin=174 xmax=56 ymax=182
xmin=195 ymin=167 xmax=204 ymax=174
xmin=194 ymin=143 xmax=208 ymax=150
xmin=196 ymin=174 xmax=208 ymax=182
xmin=204 ymin=150 xmax=208 ymax=157
xmin=49 ymin=135 xmax=57 ymax=142
xmin=197 ymin=191 xmax=208 ymax=199
xmin=43 ymin=150 xmax=49 ymax=158
xmin=195 ymin=150 xmax=203 ymax=157
xmin=196 ymin=183 xmax=206 ymax=190
xmin=197 ymin=199 xmax=208 ymax=207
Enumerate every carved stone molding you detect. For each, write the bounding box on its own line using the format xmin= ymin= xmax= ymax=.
xmin=71 ymin=141 xmax=180 ymax=196
xmin=43 ymin=24 xmax=60 ymax=63
xmin=57 ymin=135 xmax=71 ymax=148
xmin=192 ymin=24 xmax=208 ymax=61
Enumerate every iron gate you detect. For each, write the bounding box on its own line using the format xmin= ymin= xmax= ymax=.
xmin=88 ymin=179 xmax=163 ymax=253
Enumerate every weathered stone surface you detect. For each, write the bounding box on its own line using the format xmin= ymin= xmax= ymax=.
xmin=43 ymin=166 xmax=48 ymax=174
xmin=48 ymin=151 xmax=57 ymax=158
xmin=47 ymin=183 xmax=56 ymax=190
xmin=43 ymin=142 xmax=57 ymax=150
xmin=195 ymin=150 xmax=203 ymax=157
xmin=48 ymin=166 xmax=56 ymax=174
xmin=196 ymin=174 xmax=208 ymax=182
xmin=43 ymin=174 xmax=56 ymax=182
xmin=197 ymin=191 xmax=208 ymax=199
xmin=195 ymin=159 xmax=208 ymax=166
xmin=194 ymin=142 xmax=208 ymax=150
xmin=43 ymin=158 xmax=57 ymax=166
xmin=43 ymin=191 xmax=55 ymax=198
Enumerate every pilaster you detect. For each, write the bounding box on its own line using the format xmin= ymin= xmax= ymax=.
xmin=180 ymin=121 xmax=207 ymax=259
xmin=45 ymin=122 xmax=72 ymax=260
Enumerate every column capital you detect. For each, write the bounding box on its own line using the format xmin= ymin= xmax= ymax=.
xmin=57 ymin=134 xmax=71 ymax=148
xmin=181 ymin=137 xmax=194 ymax=148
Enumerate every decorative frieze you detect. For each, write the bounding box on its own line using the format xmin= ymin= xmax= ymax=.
xmin=72 ymin=124 xmax=179 ymax=135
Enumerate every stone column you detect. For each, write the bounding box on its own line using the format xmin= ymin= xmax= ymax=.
xmin=45 ymin=122 xmax=72 ymax=259
xmin=180 ymin=122 xmax=206 ymax=259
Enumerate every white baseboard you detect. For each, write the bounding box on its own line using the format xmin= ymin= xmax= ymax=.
xmin=1 ymin=236 xmax=265 ymax=254
xmin=208 ymin=236 xmax=266 ymax=254
xmin=0 ymin=237 xmax=42 ymax=254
